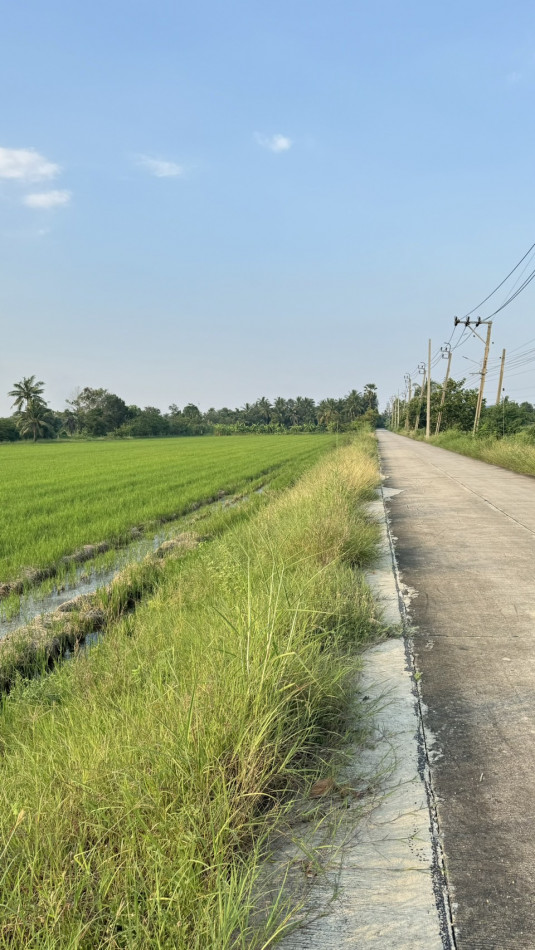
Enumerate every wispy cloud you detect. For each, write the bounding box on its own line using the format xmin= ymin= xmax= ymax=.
xmin=0 ymin=147 xmax=60 ymax=182
xmin=23 ymin=190 xmax=71 ymax=209
xmin=137 ymin=155 xmax=185 ymax=178
xmin=254 ymin=133 xmax=292 ymax=153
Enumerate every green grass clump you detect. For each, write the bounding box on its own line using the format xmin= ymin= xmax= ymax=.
xmin=0 ymin=432 xmax=380 ymax=949
xmin=0 ymin=435 xmax=336 ymax=586
xmin=408 ymin=428 xmax=535 ymax=476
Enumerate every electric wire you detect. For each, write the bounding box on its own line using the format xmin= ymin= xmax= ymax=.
xmin=462 ymin=241 xmax=535 ymax=317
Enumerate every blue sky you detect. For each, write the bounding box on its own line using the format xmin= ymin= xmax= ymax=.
xmin=2 ymin=0 xmax=535 ymax=414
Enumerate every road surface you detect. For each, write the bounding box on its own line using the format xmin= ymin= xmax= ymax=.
xmin=377 ymin=430 xmax=535 ymax=950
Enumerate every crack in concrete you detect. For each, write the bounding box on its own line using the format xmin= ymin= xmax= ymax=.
xmin=379 ymin=478 xmax=457 ymax=950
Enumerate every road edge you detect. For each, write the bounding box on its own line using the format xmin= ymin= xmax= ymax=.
xmin=377 ymin=474 xmax=457 ymax=949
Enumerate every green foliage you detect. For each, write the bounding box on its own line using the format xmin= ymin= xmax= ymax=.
xmin=4 ymin=378 xmax=382 ymax=440
xmin=67 ymin=387 xmax=132 ymax=436
xmin=393 ymin=377 xmax=535 ymax=440
xmin=9 ymin=377 xmax=55 ymax=442
xmin=399 ymin=378 xmax=479 ymax=433
xmin=8 ymin=375 xmax=45 ymax=411
xmin=0 ymin=418 xmax=19 ymax=442
xmin=478 ymin=398 xmax=535 ymax=438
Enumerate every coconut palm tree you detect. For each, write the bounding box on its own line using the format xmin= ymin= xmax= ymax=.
xmin=363 ymin=383 xmax=378 ymax=411
xmin=255 ymin=396 xmax=272 ymax=424
xmin=8 ymin=376 xmax=46 ymax=412
xmin=317 ymin=398 xmax=342 ymax=428
xmin=17 ymin=398 xmax=53 ymax=442
xmin=345 ymin=389 xmax=364 ymax=421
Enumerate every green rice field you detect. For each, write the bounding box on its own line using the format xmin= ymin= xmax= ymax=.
xmin=0 ymin=436 xmax=337 ymax=585
xmin=0 ymin=433 xmax=380 ymax=948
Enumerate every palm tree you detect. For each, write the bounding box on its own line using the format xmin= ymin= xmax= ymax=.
xmin=345 ymin=389 xmax=364 ymax=421
xmin=9 ymin=376 xmax=46 ymax=412
xmin=255 ymin=396 xmax=272 ymax=424
xmin=17 ymin=398 xmax=53 ymax=442
xmin=363 ymin=383 xmax=378 ymax=411
xmin=295 ymin=396 xmax=316 ymax=426
xmin=318 ymin=398 xmax=342 ymax=428
xmin=271 ymin=397 xmax=289 ymax=427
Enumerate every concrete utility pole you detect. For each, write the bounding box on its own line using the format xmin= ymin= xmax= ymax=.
xmin=496 ymin=348 xmax=506 ymax=405
xmin=404 ymin=374 xmax=412 ymax=429
xmin=474 ymin=323 xmax=492 ymax=433
xmin=454 ymin=317 xmax=493 ymax=434
xmin=426 ymin=339 xmax=432 ymax=439
xmin=435 ymin=344 xmax=452 ymax=436
xmin=414 ymin=363 xmax=426 ymax=433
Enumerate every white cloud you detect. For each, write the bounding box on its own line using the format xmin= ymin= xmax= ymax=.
xmin=23 ymin=190 xmax=71 ymax=209
xmin=254 ymin=133 xmax=292 ymax=153
xmin=137 ymin=155 xmax=184 ymax=178
xmin=0 ymin=147 xmax=60 ymax=182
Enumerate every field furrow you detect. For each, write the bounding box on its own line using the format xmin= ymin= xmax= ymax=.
xmin=1 ymin=435 xmax=337 ymax=584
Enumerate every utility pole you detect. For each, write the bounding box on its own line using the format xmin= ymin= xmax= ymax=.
xmin=426 ymin=338 xmax=432 ymax=439
xmin=454 ymin=317 xmax=492 ymax=434
xmin=404 ymin=374 xmax=412 ymax=429
xmin=413 ymin=363 xmax=426 ymax=433
xmin=496 ymin=348 xmax=506 ymax=405
xmin=435 ymin=344 xmax=452 ymax=436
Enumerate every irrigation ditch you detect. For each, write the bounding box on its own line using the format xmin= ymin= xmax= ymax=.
xmin=0 ymin=485 xmax=265 ymax=695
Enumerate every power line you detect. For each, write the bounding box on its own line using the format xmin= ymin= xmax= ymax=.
xmin=462 ymin=241 xmax=535 ymax=317
xmin=486 ymin=268 xmax=535 ymax=318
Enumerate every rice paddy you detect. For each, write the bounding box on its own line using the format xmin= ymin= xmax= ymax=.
xmin=0 ymin=431 xmax=381 ymax=948
xmin=0 ymin=435 xmax=337 ymax=588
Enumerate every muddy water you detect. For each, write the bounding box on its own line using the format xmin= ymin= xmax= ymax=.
xmin=0 ymin=488 xmax=265 ymax=641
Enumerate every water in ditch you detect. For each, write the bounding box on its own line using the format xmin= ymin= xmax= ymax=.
xmin=0 ymin=488 xmax=265 ymax=641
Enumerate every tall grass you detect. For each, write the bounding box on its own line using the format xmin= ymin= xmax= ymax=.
xmin=408 ymin=428 xmax=535 ymax=476
xmin=0 ymin=433 xmax=380 ymax=949
xmin=0 ymin=435 xmax=337 ymax=584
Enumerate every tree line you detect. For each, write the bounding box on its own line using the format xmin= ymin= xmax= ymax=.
xmin=0 ymin=377 xmax=380 ymax=441
xmin=391 ymin=378 xmax=535 ymax=437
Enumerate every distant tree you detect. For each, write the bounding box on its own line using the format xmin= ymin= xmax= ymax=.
xmin=123 ymin=406 xmax=170 ymax=437
xmin=9 ymin=376 xmax=54 ymax=441
xmin=403 ymin=378 xmax=478 ymax=433
xmin=182 ymin=403 xmax=202 ymax=422
xmin=8 ymin=375 xmax=46 ymax=413
xmin=479 ymin=398 xmax=535 ymax=438
xmin=0 ymin=418 xmax=20 ymax=441
xmin=271 ymin=397 xmax=289 ymax=427
xmin=67 ymin=387 xmax=131 ymax=435
xmin=17 ymin=397 xmax=54 ymax=442
xmin=363 ymin=383 xmax=378 ymax=411
xmin=317 ymin=398 xmax=342 ymax=429
xmin=255 ymin=396 xmax=272 ymax=424
xmin=344 ymin=389 xmax=364 ymax=421
xmin=294 ymin=396 xmax=317 ymax=426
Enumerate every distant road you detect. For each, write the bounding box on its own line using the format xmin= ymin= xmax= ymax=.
xmin=377 ymin=430 xmax=535 ymax=950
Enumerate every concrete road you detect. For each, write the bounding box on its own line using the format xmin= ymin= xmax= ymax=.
xmin=377 ymin=431 xmax=535 ymax=950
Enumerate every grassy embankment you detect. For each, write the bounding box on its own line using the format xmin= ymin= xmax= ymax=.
xmin=402 ymin=428 xmax=535 ymax=476
xmin=0 ymin=432 xmax=380 ymax=949
xmin=0 ymin=435 xmax=336 ymax=592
